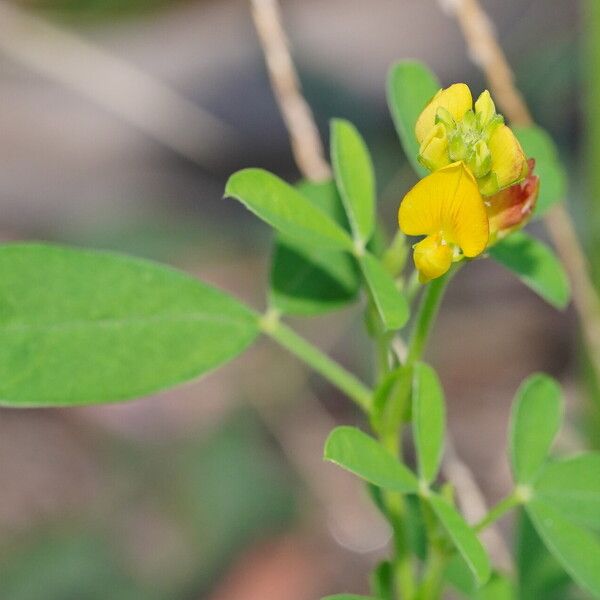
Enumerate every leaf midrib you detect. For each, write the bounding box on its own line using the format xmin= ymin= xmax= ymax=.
xmin=0 ymin=312 xmax=255 ymax=334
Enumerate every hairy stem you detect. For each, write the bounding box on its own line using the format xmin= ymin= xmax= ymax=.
xmin=473 ymin=491 xmax=521 ymax=534
xmin=262 ymin=313 xmax=373 ymax=412
xmin=407 ymin=266 xmax=459 ymax=365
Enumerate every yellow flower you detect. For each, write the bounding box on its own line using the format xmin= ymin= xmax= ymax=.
xmin=415 ymin=84 xmax=528 ymax=195
xmin=398 ymin=162 xmax=489 ymax=283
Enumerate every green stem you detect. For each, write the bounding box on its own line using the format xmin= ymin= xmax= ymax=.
xmin=262 ymin=314 xmax=373 ymax=413
xmin=417 ymin=548 xmax=447 ymax=600
xmin=407 ymin=265 xmax=459 ymax=365
xmin=473 ymin=491 xmax=521 ymax=534
xmin=384 ymin=487 xmax=417 ymax=600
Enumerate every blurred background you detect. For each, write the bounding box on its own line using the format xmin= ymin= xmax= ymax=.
xmin=0 ymin=0 xmax=589 ymax=598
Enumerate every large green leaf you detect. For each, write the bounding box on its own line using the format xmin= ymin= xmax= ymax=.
xmin=0 ymin=244 xmax=259 ymax=406
xmin=488 ymin=231 xmax=571 ymax=310
xmin=514 ymin=125 xmax=567 ymax=216
xmin=269 ymin=181 xmax=360 ymax=315
xmin=330 ymin=119 xmax=376 ymax=245
xmin=509 ymin=374 xmax=563 ymax=484
xmin=535 ymin=453 xmax=600 ymax=530
xmin=359 ymin=252 xmax=409 ymax=331
xmin=225 ymin=169 xmax=354 ymax=251
xmin=527 ymin=499 xmax=600 ymax=598
xmin=412 ymin=362 xmax=445 ymax=484
xmin=324 ymin=426 xmax=418 ymax=493
xmin=516 ymin=509 xmax=574 ymax=600
xmin=428 ymin=494 xmax=491 ymax=587
xmin=387 ymin=60 xmax=440 ymax=178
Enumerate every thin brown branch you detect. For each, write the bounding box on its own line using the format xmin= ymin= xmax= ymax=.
xmin=250 ymin=0 xmax=331 ymax=182
xmin=441 ymin=0 xmax=600 ymax=383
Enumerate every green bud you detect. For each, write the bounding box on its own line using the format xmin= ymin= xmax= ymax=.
xmin=435 ymin=106 xmax=456 ymax=130
xmin=448 ymin=132 xmax=468 ymax=162
xmin=467 ymin=140 xmax=492 ymax=178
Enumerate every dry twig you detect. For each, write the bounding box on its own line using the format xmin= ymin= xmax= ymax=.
xmin=249 ymin=0 xmax=331 ymax=182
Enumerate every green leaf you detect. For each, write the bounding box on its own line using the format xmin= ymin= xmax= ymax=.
xmin=324 ymin=426 xmax=418 ymax=493
xmin=412 ymin=362 xmax=446 ymax=484
xmin=509 ymin=374 xmax=563 ymax=484
xmin=428 ymin=494 xmax=491 ymax=587
xmin=359 ymin=252 xmax=409 ymax=330
xmin=514 ymin=125 xmax=567 ymax=216
xmin=225 ymin=168 xmax=354 ymax=251
xmin=535 ymin=453 xmax=600 ymax=530
xmin=516 ymin=509 xmax=574 ymax=600
xmin=330 ymin=119 xmax=376 ymax=245
xmin=270 ymin=181 xmax=360 ymax=315
xmin=387 ymin=60 xmax=440 ymax=178
xmin=0 ymin=243 xmax=259 ymax=406
xmin=473 ymin=573 xmax=515 ymax=600
xmin=370 ymin=561 xmax=393 ymax=600
xmin=527 ymin=499 xmax=600 ymax=598
xmin=488 ymin=231 xmax=571 ymax=310
xmin=370 ymin=365 xmax=412 ymax=434
xmin=322 ymin=596 xmax=379 ymax=600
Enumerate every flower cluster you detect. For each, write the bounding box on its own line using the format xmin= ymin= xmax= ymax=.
xmin=399 ymin=84 xmax=539 ymax=282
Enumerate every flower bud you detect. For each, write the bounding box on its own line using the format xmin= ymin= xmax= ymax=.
xmin=418 ymin=123 xmax=451 ymax=172
xmin=485 ymin=159 xmax=539 ymax=244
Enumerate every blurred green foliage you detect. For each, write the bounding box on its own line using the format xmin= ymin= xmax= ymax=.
xmin=18 ymin=0 xmax=190 ymax=22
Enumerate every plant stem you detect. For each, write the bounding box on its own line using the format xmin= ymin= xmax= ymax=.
xmin=407 ymin=266 xmax=459 ymax=365
xmin=473 ymin=491 xmax=521 ymax=534
xmin=417 ymin=547 xmax=447 ymax=600
xmin=262 ymin=314 xmax=373 ymax=413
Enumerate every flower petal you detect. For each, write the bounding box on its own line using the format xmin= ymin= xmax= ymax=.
xmin=398 ymin=162 xmax=489 ymax=257
xmin=418 ymin=123 xmax=451 ymax=171
xmin=479 ymin=124 xmax=528 ymax=194
xmin=413 ymin=235 xmax=454 ymax=283
xmin=474 ymin=90 xmax=496 ymax=126
xmin=415 ymin=84 xmax=473 ymax=144
xmin=486 ymin=159 xmax=539 ymax=243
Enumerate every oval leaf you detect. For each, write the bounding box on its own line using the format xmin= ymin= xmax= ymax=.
xmin=331 ymin=119 xmax=376 ymax=245
xmin=428 ymin=494 xmax=491 ymax=587
xmin=387 ymin=61 xmax=440 ymax=178
xmin=359 ymin=252 xmax=409 ymax=331
xmin=488 ymin=231 xmax=571 ymax=310
xmin=509 ymin=374 xmax=563 ymax=484
xmin=322 ymin=596 xmax=379 ymax=600
xmin=514 ymin=125 xmax=567 ymax=216
xmin=270 ymin=181 xmax=360 ymax=315
xmin=0 ymin=244 xmax=259 ymax=406
xmin=412 ymin=362 xmax=446 ymax=484
xmin=324 ymin=426 xmax=418 ymax=493
xmin=527 ymin=499 xmax=600 ymax=598
xmin=535 ymin=453 xmax=600 ymax=530
xmin=225 ymin=168 xmax=354 ymax=251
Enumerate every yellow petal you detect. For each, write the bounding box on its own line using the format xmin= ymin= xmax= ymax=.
xmin=398 ymin=162 xmax=489 ymax=257
xmin=415 ymin=84 xmax=473 ymax=144
xmin=480 ymin=124 xmax=528 ymax=194
xmin=418 ymin=123 xmax=451 ymax=171
xmin=413 ymin=234 xmax=453 ymax=283
xmin=474 ymin=90 xmax=495 ymax=125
